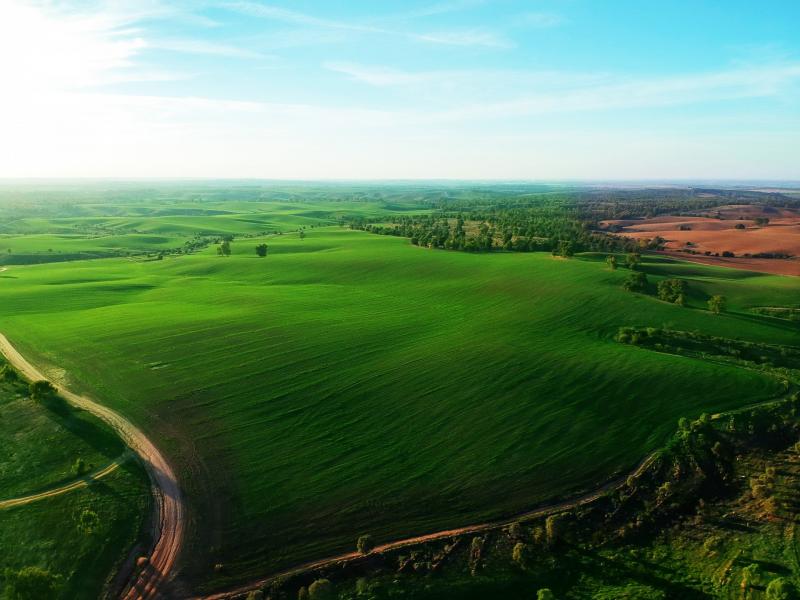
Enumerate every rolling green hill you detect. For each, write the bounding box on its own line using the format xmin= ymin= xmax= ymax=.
xmin=0 ymin=225 xmax=796 ymax=592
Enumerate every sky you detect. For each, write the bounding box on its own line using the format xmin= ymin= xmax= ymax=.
xmin=1 ymin=0 xmax=799 ymax=180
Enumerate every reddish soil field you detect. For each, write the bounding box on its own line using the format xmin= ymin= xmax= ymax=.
xmin=602 ymin=205 xmax=800 ymax=276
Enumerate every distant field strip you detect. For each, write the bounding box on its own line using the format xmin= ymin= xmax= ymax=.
xmin=0 ymin=456 xmax=125 ymax=510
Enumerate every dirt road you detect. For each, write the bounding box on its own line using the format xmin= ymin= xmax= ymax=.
xmin=0 ymin=333 xmax=184 ymax=600
xmin=0 ymin=456 xmax=124 ymax=510
xmin=204 ymin=452 xmax=656 ymax=600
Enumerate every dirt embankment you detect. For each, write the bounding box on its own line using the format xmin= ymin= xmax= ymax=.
xmin=0 ymin=334 xmax=184 ymax=600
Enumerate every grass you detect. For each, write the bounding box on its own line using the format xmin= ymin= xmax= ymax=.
xmin=0 ymin=225 xmax=797 ymax=592
xmin=0 ymin=372 xmax=150 ymax=599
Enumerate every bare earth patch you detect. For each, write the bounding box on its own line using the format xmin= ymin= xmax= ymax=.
xmin=602 ymin=204 xmax=800 ymax=276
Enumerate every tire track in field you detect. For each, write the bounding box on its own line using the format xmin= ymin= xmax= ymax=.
xmin=0 ymin=333 xmax=184 ymax=600
xmin=0 ymin=456 xmax=124 ymax=510
xmin=203 ymin=452 xmax=657 ymax=600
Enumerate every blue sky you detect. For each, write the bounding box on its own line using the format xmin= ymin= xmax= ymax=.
xmin=1 ymin=0 xmax=799 ymax=179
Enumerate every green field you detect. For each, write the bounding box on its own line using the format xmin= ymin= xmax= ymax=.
xmin=1 ymin=218 xmax=797 ymax=592
xmin=0 ymin=367 xmax=150 ymax=599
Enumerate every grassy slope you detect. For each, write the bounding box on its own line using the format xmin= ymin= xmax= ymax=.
xmin=0 ymin=375 xmax=150 ymax=599
xmin=0 ymin=227 xmax=797 ymax=591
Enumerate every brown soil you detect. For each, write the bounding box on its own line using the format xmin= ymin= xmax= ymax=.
xmin=602 ymin=204 xmax=800 ymax=276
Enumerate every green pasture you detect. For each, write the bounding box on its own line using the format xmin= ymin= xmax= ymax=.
xmin=0 ymin=226 xmax=797 ymax=591
xmin=0 ymin=372 xmax=149 ymax=599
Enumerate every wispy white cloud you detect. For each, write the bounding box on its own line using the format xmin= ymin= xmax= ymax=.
xmin=224 ymin=1 xmax=378 ymax=32
xmin=386 ymin=0 xmax=487 ymax=21
xmin=147 ymin=38 xmax=268 ymax=59
xmin=325 ymin=60 xmax=800 ymax=121
xmin=433 ymin=63 xmax=800 ymax=121
xmin=413 ymin=29 xmax=511 ymax=48
xmin=223 ymin=1 xmax=510 ymax=48
xmin=323 ymin=62 xmax=602 ymax=88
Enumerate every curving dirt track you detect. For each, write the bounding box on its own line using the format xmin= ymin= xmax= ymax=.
xmin=204 ymin=453 xmax=657 ymax=600
xmin=0 ymin=333 xmax=184 ymax=600
xmin=0 ymin=456 xmax=124 ymax=510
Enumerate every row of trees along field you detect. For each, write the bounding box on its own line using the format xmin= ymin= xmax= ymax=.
xmin=345 ymin=187 xmax=799 ymax=255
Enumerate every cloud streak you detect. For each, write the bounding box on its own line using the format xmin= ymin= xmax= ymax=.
xmin=223 ymin=1 xmax=510 ymax=48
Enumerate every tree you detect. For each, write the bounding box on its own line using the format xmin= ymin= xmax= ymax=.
xmin=545 ymin=514 xmax=563 ymax=546
xmin=622 ymin=271 xmax=648 ymax=292
xmin=72 ymin=457 xmax=88 ymax=476
xmin=299 ymin=230 xmax=306 ymax=240
xmin=657 ymin=278 xmax=688 ymax=304
xmin=552 ymin=240 xmax=573 ymax=258
xmin=2 ymin=567 xmax=61 ymax=599
xmin=625 ymin=253 xmax=641 ymax=270
xmin=741 ymin=563 xmax=761 ymax=591
xmin=0 ymin=364 xmax=18 ymax=381
xmin=255 ymin=244 xmax=268 ymax=257
xmin=29 ymin=380 xmax=55 ymax=401
xmin=708 ymin=294 xmax=726 ymax=315
xmin=606 ymin=255 xmax=618 ymax=270
xmin=217 ymin=240 xmax=231 ymax=256
xmin=76 ymin=508 xmax=100 ymax=535
xmin=537 ymin=590 xmax=556 ymax=600
xmin=767 ymin=578 xmax=798 ymax=600
xmin=308 ymin=579 xmax=333 ymax=600
xmin=356 ymin=534 xmax=374 ymax=555
xmin=755 ymin=217 xmax=770 ymax=227
xmin=511 ymin=542 xmax=528 ymax=567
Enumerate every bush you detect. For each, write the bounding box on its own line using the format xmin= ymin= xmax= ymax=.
xmin=767 ymin=578 xmax=798 ymax=599
xmin=657 ymin=278 xmax=688 ymax=304
xmin=356 ymin=534 xmax=374 ymax=555
xmin=511 ymin=542 xmax=528 ymax=567
xmin=622 ymin=272 xmax=648 ymax=292
xmin=537 ymin=589 xmax=555 ymax=600
xmin=708 ymin=295 xmax=726 ymax=315
xmin=72 ymin=457 xmax=88 ymax=476
xmin=2 ymin=566 xmax=61 ymax=599
xmin=0 ymin=364 xmax=18 ymax=381
xmin=308 ymin=579 xmax=333 ymax=600
xmin=29 ymin=380 xmax=55 ymax=401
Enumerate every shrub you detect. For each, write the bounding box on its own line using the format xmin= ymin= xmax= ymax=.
xmin=2 ymin=566 xmax=61 ymax=599
xmin=545 ymin=514 xmax=563 ymax=545
xmin=537 ymin=589 xmax=556 ymax=600
xmin=708 ymin=295 xmax=726 ymax=315
xmin=511 ymin=542 xmax=528 ymax=567
xmin=767 ymin=578 xmax=798 ymax=599
xmin=76 ymin=508 xmax=100 ymax=535
xmin=72 ymin=457 xmax=88 ymax=477
xmin=308 ymin=579 xmax=333 ymax=600
xmin=356 ymin=534 xmax=374 ymax=555
xmin=657 ymin=278 xmax=688 ymax=304
xmin=29 ymin=380 xmax=55 ymax=401
xmin=622 ymin=271 xmax=648 ymax=292
xmin=0 ymin=364 xmax=18 ymax=381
